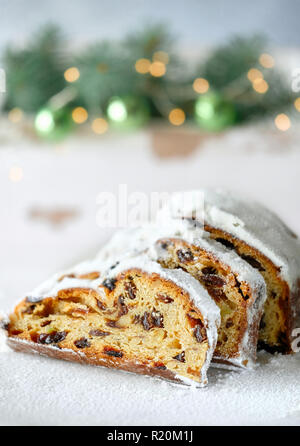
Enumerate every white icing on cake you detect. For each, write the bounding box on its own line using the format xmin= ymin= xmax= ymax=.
xmin=157 ymin=188 xmax=300 ymax=290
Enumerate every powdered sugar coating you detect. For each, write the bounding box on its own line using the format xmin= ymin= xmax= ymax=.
xmin=157 ymin=188 xmax=300 ymax=290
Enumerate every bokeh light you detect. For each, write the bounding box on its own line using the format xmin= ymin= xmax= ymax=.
xmin=107 ymin=99 xmax=127 ymax=122
xmin=247 ymin=68 xmax=263 ymax=82
xmin=274 ymin=113 xmax=291 ymax=131
xmin=72 ymin=107 xmax=88 ymax=124
xmin=135 ymin=58 xmax=151 ymax=74
xmin=64 ymin=67 xmax=80 ymax=83
xmin=35 ymin=109 xmax=55 ymax=133
xmin=252 ymin=78 xmax=269 ymax=94
xmin=193 ymin=78 xmax=209 ymax=94
xmin=8 ymin=108 xmax=23 ymax=123
xmin=149 ymin=61 xmax=166 ymax=77
xmin=294 ymin=97 xmax=300 ymax=112
xmin=168 ymin=108 xmax=185 ymax=126
xmin=259 ymin=53 xmax=275 ymax=68
xmin=97 ymin=63 xmax=109 ymax=73
xmin=92 ymin=118 xmax=109 ymax=134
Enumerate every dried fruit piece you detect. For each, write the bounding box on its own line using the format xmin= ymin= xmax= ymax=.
xmin=102 ymin=278 xmax=117 ymax=291
xmin=133 ymin=314 xmax=140 ymax=324
xmin=173 ymin=351 xmax=185 ymax=362
xmin=154 ymin=362 xmax=167 ymax=370
xmin=235 ymin=279 xmax=250 ymax=301
xmin=156 ymin=294 xmax=174 ymax=304
xmin=194 ymin=325 xmax=203 ymax=343
xmin=205 ymin=286 xmax=227 ymax=303
xmin=117 ymin=295 xmax=128 ymax=316
xmin=201 ymin=274 xmax=225 ymax=287
xmin=215 ymin=237 xmax=235 ymax=250
xmin=37 ymin=331 xmax=67 ymax=345
xmin=106 ymin=320 xmax=118 ymax=328
xmin=201 ymin=266 xmax=217 ymax=275
xmin=23 ymin=305 xmax=36 ymax=314
xmin=225 ymin=319 xmax=234 ymax=329
xmin=151 ymin=309 xmax=164 ymax=328
xmin=103 ymin=347 xmax=123 ymax=358
xmin=74 ymin=338 xmax=90 ymax=348
xmin=40 ymin=320 xmax=51 ymax=327
xmin=259 ymin=317 xmax=266 ymax=330
xmin=125 ymin=280 xmax=137 ymax=300
xmin=89 ymin=329 xmax=111 ymax=337
xmin=187 ymin=314 xmax=203 ymax=328
xmin=37 ymin=333 xmax=50 ymax=344
xmin=96 ymin=299 xmax=107 ymax=311
xmin=142 ymin=312 xmax=153 ymax=331
xmin=241 ymin=254 xmax=265 ymax=272
xmin=176 ymin=249 xmax=194 ymax=263
xmin=51 ymin=331 xmax=67 ymax=343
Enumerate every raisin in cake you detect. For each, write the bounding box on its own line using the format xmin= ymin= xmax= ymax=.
xmin=158 ymin=189 xmax=300 ymax=354
xmin=4 ymin=254 xmax=220 ymax=387
xmin=98 ymin=220 xmax=267 ymax=368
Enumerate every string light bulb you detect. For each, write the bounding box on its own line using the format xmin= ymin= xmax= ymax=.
xmin=294 ymin=97 xmax=300 ymax=112
xmin=8 ymin=108 xmax=23 ymax=123
xmin=72 ymin=107 xmax=88 ymax=124
xmin=35 ymin=109 xmax=55 ymax=133
xmin=92 ymin=118 xmax=108 ymax=134
xmin=135 ymin=58 xmax=151 ymax=74
xmin=64 ymin=67 xmax=80 ymax=83
xmin=247 ymin=68 xmax=263 ymax=82
xmin=252 ymin=78 xmax=269 ymax=94
xmin=149 ymin=61 xmax=166 ymax=77
xmin=259 ymin=53 xmax=275 ymax=68
xmin=168 ymin=108 xmax=185 ymax=126
xmin=193 ymin=78 xmax=209 ymax=94
xmin=274 ymin=113 xmax=291 ymax=131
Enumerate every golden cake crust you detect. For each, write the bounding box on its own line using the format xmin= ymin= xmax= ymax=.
xmin=6 ymin=331 xmax=181 ymax=385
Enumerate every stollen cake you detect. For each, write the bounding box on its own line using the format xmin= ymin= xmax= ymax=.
xmin=4 ymin=254 xmax=220 ymax=387
xmin=158 ymin=189 xmax=300 ymax=354
xmin=98 ymin=220 xmax=267 ymax=368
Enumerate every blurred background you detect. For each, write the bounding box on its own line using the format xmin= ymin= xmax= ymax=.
xmin=0 ymin=0 xmax=300 ymax=313
xmin=1 ymin=0 xmax=300 ymax=48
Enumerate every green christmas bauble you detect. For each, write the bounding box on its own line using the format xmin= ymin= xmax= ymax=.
xmin=106 ymin=95 xmax=150 ymax=130
xmin=34 ymin=106 xmax=74 ymax=141
xmin=194 ymin=92 xmax=236 ymax=132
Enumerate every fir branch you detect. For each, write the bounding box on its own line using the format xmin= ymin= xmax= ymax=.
xmin=3 ymin=24 xmax=67 ymax=112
